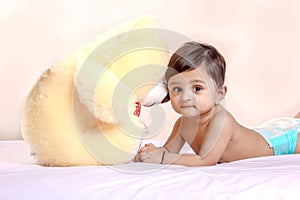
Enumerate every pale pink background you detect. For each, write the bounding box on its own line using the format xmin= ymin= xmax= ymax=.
xmin=0 ymin=0 xmax=299 ymax=139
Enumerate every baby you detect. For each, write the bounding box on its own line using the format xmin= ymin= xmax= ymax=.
xmin=135 ymin=41 xmax=300 ymax=166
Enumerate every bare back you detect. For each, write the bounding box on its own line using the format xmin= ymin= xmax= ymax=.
xmin=179 ymin=105 xmax=274 ymax=163
xmin=220 ymin=119 xmax=274 ymax=162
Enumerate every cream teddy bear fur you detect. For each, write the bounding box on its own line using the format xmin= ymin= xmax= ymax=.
xmin=21 ymin=16 xmax=169 ymax=166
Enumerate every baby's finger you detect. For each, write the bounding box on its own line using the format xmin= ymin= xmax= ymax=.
xmin=133 ymin=153 xmax=141 ymax=162
xmin=140 ymin=146 xmax=148 ymax=152
xmin=145 ymin=143 xmax=154 ymax=147
xmin=139 ymin=153 xmax=149 ymax=162
xmin=141 ymin=157 xmax=151 ymax=163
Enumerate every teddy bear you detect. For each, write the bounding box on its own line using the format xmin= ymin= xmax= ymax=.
xmin=21 ymin=16 xmax=169 ymax=166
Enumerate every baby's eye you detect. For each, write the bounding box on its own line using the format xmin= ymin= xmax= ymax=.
xmin=173 ymin=87 xmax=182 ymax=93
xmin=193 ymin=86 xmax=202 ymax=92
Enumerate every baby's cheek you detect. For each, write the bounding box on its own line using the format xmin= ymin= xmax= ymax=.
xmin=170 ymin=99 xmax=181 ymax=114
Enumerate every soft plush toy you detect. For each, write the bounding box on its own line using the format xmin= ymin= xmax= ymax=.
xmin=21 ymin=16 xmax=169 ymax=166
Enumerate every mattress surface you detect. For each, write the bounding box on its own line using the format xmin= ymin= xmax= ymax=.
xmin=1 ymin=140 xmax=300 ymax=200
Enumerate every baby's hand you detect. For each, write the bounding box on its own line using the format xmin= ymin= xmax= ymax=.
xmin=136 ymin=143 xmax=166 ymax=164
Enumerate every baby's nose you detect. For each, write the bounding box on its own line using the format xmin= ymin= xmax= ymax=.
xmin=180 ymin=89 xmax=193 ymax=102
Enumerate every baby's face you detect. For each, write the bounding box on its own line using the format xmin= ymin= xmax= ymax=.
xmin=167 ymin=67 xmax=219 ymax=118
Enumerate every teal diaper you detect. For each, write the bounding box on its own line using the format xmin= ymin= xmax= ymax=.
xmin=254 ymin=118 xmax=300 ymax=155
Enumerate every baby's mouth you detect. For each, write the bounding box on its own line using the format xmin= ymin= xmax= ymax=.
xmin=180 ymin=105 xmax=194 ymax=108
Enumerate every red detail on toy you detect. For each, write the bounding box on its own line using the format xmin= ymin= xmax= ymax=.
xmin=134 ymin=102 xmax=141 ymax=117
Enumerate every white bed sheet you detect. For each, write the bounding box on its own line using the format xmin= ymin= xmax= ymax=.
xmin=1 ymin=140 xmax=300 ymax=200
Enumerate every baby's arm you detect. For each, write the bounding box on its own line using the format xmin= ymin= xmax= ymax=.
xmin=163 ymin=118 xmax=186 ymax=153
xmin=138 ymin=110 xmax=234 ymax=166
xmin=163 ymin=111 xmax=234 ymax=166
xmin=135 ymin=118 xmax=185 ymax=162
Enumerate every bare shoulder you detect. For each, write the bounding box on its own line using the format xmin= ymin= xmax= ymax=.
xmin=212 ymin=105 xmax=237 ymax=129
xmin=209 ymin=105 xmax=238 ymax=143
xmin=198 ymin=105 xmax=238 ymax=160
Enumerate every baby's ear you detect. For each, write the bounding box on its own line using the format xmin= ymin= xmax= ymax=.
xmin=217 ymin=85 xmax=227 ymax=100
